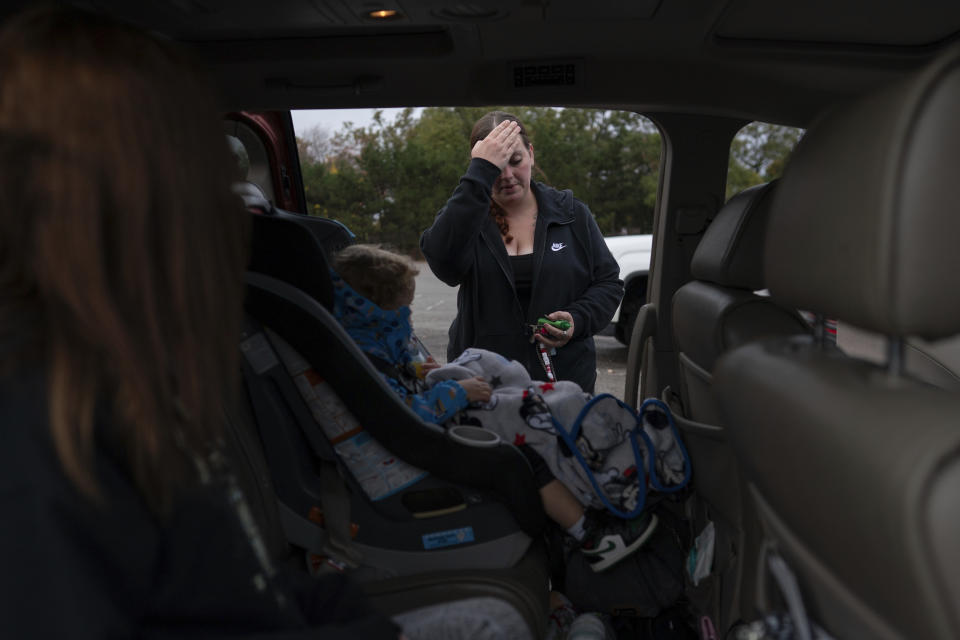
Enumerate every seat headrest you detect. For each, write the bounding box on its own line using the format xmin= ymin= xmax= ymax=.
xmin=766 ymin=45 xmax=960 ymax=339
xmin=248 ymin=213 xmax=334 ymax=309
xmin=232 ymin=181 xmax=272 ymax=214
xmin=691 ymin=181 xmax=777 ymax=290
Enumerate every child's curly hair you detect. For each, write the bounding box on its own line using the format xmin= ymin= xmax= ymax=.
xmin=332 ymin=244 xmax=419 ymax=310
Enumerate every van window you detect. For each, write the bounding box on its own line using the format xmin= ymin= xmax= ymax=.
xmin=726 ymin=122 xmax=804 ymax=199
xmin=292 ymin=107 xmax=662 ymax=253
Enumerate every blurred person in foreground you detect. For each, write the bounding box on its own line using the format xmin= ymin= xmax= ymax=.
xmin=0 ymin=6 xmax=400 ymax=638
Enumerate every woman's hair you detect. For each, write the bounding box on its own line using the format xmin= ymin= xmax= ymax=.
xmin=333 ymin=244 xmax=418 ymax=310
xmin=0 ymin=7 xmax=249 ymax=512
xmin=469 ymin=110 xmax=533 ymax=244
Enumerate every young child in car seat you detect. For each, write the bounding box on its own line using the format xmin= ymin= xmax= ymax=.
xmin=332 ymin=244 xmax=685 ymax=572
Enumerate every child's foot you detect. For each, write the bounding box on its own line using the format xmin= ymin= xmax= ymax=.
xmin=580 ymin=511 xmax=658 ymax=572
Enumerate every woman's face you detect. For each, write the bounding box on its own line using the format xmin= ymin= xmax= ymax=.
xmin=492 ymin=142 xmax=535 ymax=207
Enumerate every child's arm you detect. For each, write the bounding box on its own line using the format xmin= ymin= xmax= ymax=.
xmin=419 ymin=356 xmax=441 ymax=376
xmin=456 ymin=377 xmax=492 ymax=403
xmin=384 ymin=376 xmax=473 ymax=424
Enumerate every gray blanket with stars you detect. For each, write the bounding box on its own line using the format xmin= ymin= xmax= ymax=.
xmin=426 ymin=348 xmax=687 ymax=514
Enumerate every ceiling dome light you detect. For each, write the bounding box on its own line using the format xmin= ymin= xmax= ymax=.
xmin=367 ymin=9 xmax=402 ymax=19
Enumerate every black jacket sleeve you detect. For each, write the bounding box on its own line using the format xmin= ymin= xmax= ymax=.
xmin=420 ymin=158 xmax=501 ymax=286
xmin=2 ymin=484 xmax=153 ymax=639
xmin=1 ymin=482 xmax=402 ymax=640
xmin=565 ymin=200 xmax=624 ymax=340
xmin=0 ymin=382 xmax=400 ymax=640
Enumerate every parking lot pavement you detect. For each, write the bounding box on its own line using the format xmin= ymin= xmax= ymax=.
xmin=412 ymin=262 xmax=629 ymax=400
xmin=593 ymin=335 xmax=629 ymax=398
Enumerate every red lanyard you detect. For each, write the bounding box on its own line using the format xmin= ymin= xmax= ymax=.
xmin=536 ymin=342 xmax=556 ymax=382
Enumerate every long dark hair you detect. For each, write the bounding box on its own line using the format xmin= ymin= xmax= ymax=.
xmin=469 ymin=110 xmax=534 ymax=244
xmin=0 ymin=6 xmax=249 ymax=513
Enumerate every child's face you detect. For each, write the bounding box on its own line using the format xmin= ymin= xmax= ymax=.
xmin=399 ymin=282 xmax=415 ymax=308
xmin=384 ymin=281 xmax=415 ymax=310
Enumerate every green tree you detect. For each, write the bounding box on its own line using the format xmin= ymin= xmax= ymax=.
xmin=296 ymin=106 xmax=665 ymax=253
xmin=523 ymin=108 xmax=661 ymax=234
xmin=296 ymin=124 xmax=332 ymax=163
xmin=726 ymin=122 xmax=803 ymax=198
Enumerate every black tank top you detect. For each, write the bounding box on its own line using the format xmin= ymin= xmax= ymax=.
xmin=509 ymin=253 xmax=534 ymax=318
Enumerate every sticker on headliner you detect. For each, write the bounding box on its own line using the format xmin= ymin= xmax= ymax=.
xmin=422 ymin=527 xmax=475 ymax=550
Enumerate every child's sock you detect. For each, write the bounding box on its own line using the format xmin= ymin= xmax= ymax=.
xmin=566 ymin=514 xmax=587 ymax=541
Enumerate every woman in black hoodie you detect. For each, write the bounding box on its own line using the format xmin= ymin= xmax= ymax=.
xmin=420 ymin=111 xmax=623 ymax=393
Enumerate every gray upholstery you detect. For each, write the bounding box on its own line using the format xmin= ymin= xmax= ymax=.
xmin=765 ymin=44 xmax=960 ymax=339
xmin=715 ymin=43 xmax=960 ymax=640
xmin=838 ymin=322 xmax=960 ymax=391
xmin=670 ymin=182 xmax=809 ymax=633
xmin=717 ymin=340 xmax=960 ymax=639
xmin=691 ymin=182 xmax=776 ymax=290
xmin=673 ymin=181 xmax=808 ymax=421
xmin=673 ymin=282 xmax=808 ymax=380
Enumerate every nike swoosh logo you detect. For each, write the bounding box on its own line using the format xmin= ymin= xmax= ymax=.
xmin=551 ymin=242 xmax=567 ymax=252
xmin=583 ymin=540 xmax=617 ymax=555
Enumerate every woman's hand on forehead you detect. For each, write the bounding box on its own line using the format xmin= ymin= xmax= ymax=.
xmin=471 ymin=120 xmax=521 ymax=170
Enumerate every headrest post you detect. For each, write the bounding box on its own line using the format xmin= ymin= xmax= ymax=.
xmin=813 ymin=313 xmax=827 ymax=348
xmin=886 ymin=336 xmax=905 ymax=378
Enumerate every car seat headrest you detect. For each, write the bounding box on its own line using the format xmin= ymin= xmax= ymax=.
xmin=232 ymin=180 xmax=273 ymax=214
xmin=766 ymin=45 xmax=960 ymax=340
xmin=691 ymin=181 xmax=777 ymax=290
xmin=248 ymin=213 xmax=334 ymax=310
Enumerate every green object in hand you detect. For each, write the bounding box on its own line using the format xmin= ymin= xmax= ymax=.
xmin=537 ymin=317 xmax=571 ymax=330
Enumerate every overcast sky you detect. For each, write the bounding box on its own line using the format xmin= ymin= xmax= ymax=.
xmin=291 ymin=108 xmax=419 ymax=136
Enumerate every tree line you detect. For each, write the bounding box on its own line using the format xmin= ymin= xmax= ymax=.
xmin=297 ymin=106 xmax=801 ymax=255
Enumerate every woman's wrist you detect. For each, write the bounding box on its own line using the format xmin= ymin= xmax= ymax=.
xmin=464 ymin=157 xmax=501 ymax=190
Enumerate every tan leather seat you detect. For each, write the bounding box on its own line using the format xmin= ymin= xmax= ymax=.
xmin=670 ymin=181 xmax=809 ymax=633
xmin=673 ymin=180 xmax=809 ymax=424
xmin=715 ymin=44 xmax=960 ymax=640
